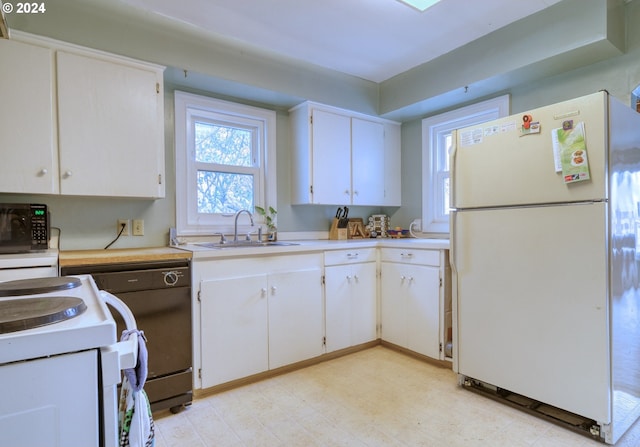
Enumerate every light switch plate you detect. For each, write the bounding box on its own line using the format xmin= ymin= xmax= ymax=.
xmin=132 ymin=219 xmax=144 ymax=236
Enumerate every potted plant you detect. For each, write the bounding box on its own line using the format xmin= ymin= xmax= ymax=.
xmin=255 ymin=205 xmax=277 ymax=241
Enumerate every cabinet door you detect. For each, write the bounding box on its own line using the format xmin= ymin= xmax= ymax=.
xmin=351 ymin=118 xmax=385 ymax=205
xmin=405 ymin=265 xmax=440 ymax=359
xmin=200 ymin=275 xmax=268 ymax=388
xmin=351 ymin=262 xmax=378 ymax=346
xmin=311 ymin=109 xmax=351 ymax=204
xmin=380 ymin=262 xmax=406 ymax=347
xmin=57 ymin=51 xmax=164 ymax=198
xmin=325 ymin=265 xmax=352 ymax=353
xmin=0 ymin=39 xmax=58 ymax=194
xmin=268 ymin=268 xmax=324 ymax=369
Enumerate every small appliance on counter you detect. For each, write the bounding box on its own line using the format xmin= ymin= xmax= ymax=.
xmin=0 ymin=203 xmax=49 ymax=253
xmin=367 ymin=214 xmax=389 ymax=238
xmin=0 ymin=203 xmax=57 ymax=282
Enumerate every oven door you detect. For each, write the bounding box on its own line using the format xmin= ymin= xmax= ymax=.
xmin=0 ymin=350 xmax=102 ymax=447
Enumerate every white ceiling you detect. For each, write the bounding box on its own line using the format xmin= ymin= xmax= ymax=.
xmin=121 ymin=0 xmax=563 ymax=83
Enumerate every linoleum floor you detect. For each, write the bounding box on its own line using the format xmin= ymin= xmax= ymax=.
xmin=153 ymin=346 xmax=640 ymax=446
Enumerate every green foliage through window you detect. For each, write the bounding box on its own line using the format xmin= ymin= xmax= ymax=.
xmin=195 ymin=122 xmax=252 ymax=166
xmin=194 ymin=121 xmax=256 ymax=213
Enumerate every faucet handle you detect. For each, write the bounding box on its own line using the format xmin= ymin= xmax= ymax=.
xmin=216 ymin=233 xmax=227 ymax=244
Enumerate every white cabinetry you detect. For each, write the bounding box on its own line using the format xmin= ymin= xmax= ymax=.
xmin=0 ymin=38 xmax=57 ymax=194
xmin=0 ymin=32 xmax=165 ymax=198
xmin=380 ymin=248 xmax=449 ymax=360
xmin=290 ymin=102 xmax=401 ymax=206
xmin=324 ymin=248 xmax=377 ymax=352
xmin=57 ymin=51 xmax=164 ymax=198
xmin=200 ymin=274 xmax=268 ymax=387
xmin=194 ymin=254 xmax=324 ymax=389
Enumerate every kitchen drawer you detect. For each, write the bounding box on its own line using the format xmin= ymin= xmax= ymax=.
xmin=324 ymin=248 xmax=376 ymax=266
xmin=380 ymin=248 xmax=440 ymax=266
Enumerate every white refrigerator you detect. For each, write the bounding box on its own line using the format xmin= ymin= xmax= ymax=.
xmin=450 ymin=91 xmax=640 ymax=444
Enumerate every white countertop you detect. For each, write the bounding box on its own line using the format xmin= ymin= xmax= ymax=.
xmin=176 ymin=238 xmax=449 ymax=260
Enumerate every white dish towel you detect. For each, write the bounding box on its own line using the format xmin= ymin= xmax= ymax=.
xmin=118 ymin=329 xmax=155 ymax=447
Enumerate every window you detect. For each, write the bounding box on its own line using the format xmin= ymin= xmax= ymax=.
xmin=422 ymin=95 xmax=509 ymax=233
xmin=175 ymin=91 xmax=276 ymax=235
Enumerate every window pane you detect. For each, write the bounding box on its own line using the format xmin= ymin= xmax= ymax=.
xmin=444 ymin=134 xmax=452 ymax=172
xmin=437 ymin=132 xmax=453 ymax=172
xmin=443 ymin=176 xmax=450 ymax=215
xmin=195 ymin=121 xmax=253 ymax=167
xmin=197 ymin=171 xmax=254 ymax=214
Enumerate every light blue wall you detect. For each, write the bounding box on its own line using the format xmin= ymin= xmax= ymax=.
xmin=2 ymin=0 xmax=638 ymax=249
xmin=390 ymin=1 xmax=640 ymax=231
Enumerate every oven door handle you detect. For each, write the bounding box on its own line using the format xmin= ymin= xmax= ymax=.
xmin=100 ymin=290 xmax=137 ymax=331
xmin=99 ymin=291 xmax=140 ymax=447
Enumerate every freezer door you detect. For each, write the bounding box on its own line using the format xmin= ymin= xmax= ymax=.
xmin=451 ymin=202 xmax=610 ymax=423
xmin=451 ymin=92 xmax=608 ymax=209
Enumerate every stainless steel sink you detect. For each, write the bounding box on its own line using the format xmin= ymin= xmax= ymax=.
xmin=196 ymin=241 xmax=299 ymax=249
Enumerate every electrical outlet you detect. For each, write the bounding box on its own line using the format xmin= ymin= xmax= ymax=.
xmin=132 ymin=219 xmax=144 ymax=236
xmin=117 ymin=219 xmax=130 ymax=236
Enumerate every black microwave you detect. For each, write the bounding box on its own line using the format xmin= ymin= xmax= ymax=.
xmin=0 ymin=204 xmax=49 ymax=253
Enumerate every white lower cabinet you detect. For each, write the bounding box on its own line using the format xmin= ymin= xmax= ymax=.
xmin=325 ymin=262 xmax=377 ymax=352
xmin=195 ymin=246 xmax=450 ymax=390
xmin=380 ymin=248 xmax=444 ymax=360
xmin=200 ymin=274 xmax=268 ymax=388
xmin=268 ymin=269 xmax=324 ymax=369
xmin=195 ymin=254 xmax=324 ymax=389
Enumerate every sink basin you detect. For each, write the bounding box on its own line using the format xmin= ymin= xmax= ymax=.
xmin=196 ymin=241 xmax=299 ymax=249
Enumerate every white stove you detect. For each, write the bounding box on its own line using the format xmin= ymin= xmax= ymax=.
xmin=0 ymin=274 xmax=137 ymax=447
xmin=0 ymin=249 xmax=58 ymax=281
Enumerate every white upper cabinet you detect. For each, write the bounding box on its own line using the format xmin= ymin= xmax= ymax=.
xmin=0 ymin=32 xmax=165 ymax=198
xmin=57 ymin=51 xmax=164 ymax=198
xmin=0 ymin=39 xmax=58 ymax=194
xmin=351 ymin=117 xmax=385 ymax=205
xmin=309 ymin=109 xmax=352 ymax=204
xmin=290 ymin=101 xmax=401 ymax=206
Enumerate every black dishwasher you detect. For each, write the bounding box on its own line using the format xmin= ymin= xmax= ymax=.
xmin=61 ymin=259 xmax=192 ymax=413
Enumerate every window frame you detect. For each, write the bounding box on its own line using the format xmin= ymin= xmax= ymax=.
xmin=421 ymin=95 xmax=510 ymax=233
xmin=175 ymin=91 xmax=277 ymax=236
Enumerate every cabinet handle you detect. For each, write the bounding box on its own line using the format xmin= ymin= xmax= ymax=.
xmin=401 ymin=275 xmax=406 ymax=282
xmin=38 ymin=168 xmax=48 ymax=176
xmin=344 ymin=189 xmax=350 ymax=195
xmin=353 ymin=190 xmax=359 ymax=196
xmin=353 ymin=274 xmax=359 ymax=283
xmin=271 ymin=286 xmax=277 ymax=295
xmin=346 ymin=275 xmax=352 ymax=283
xmin=347 ymin=253 xmax=359 ymax=259
xmin=400 ymin=252 xmax=414 ymax=258
xmin=261 ymin=287 xmax=267 ymax=297
xmin=63 ymin=170 xmax=73 ymax=178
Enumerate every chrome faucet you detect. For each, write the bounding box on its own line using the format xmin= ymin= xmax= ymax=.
xmin=233 ymin=209 xmax=255 ymax=242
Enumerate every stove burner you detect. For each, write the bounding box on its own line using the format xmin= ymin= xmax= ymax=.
xmin=0 ymin=296 xmax=87 ymax=333
xmin=0 ymin=276 xmax=82 ymax=297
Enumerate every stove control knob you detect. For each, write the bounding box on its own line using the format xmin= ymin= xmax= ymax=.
xmin=163 ymin=271 xmax=179 ymax=286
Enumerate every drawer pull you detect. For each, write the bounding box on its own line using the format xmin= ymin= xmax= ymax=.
xmin=347 ymin=253 xmax=359 ymax=259
xmin=400 ymin=253 xmax=414 ymax=258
